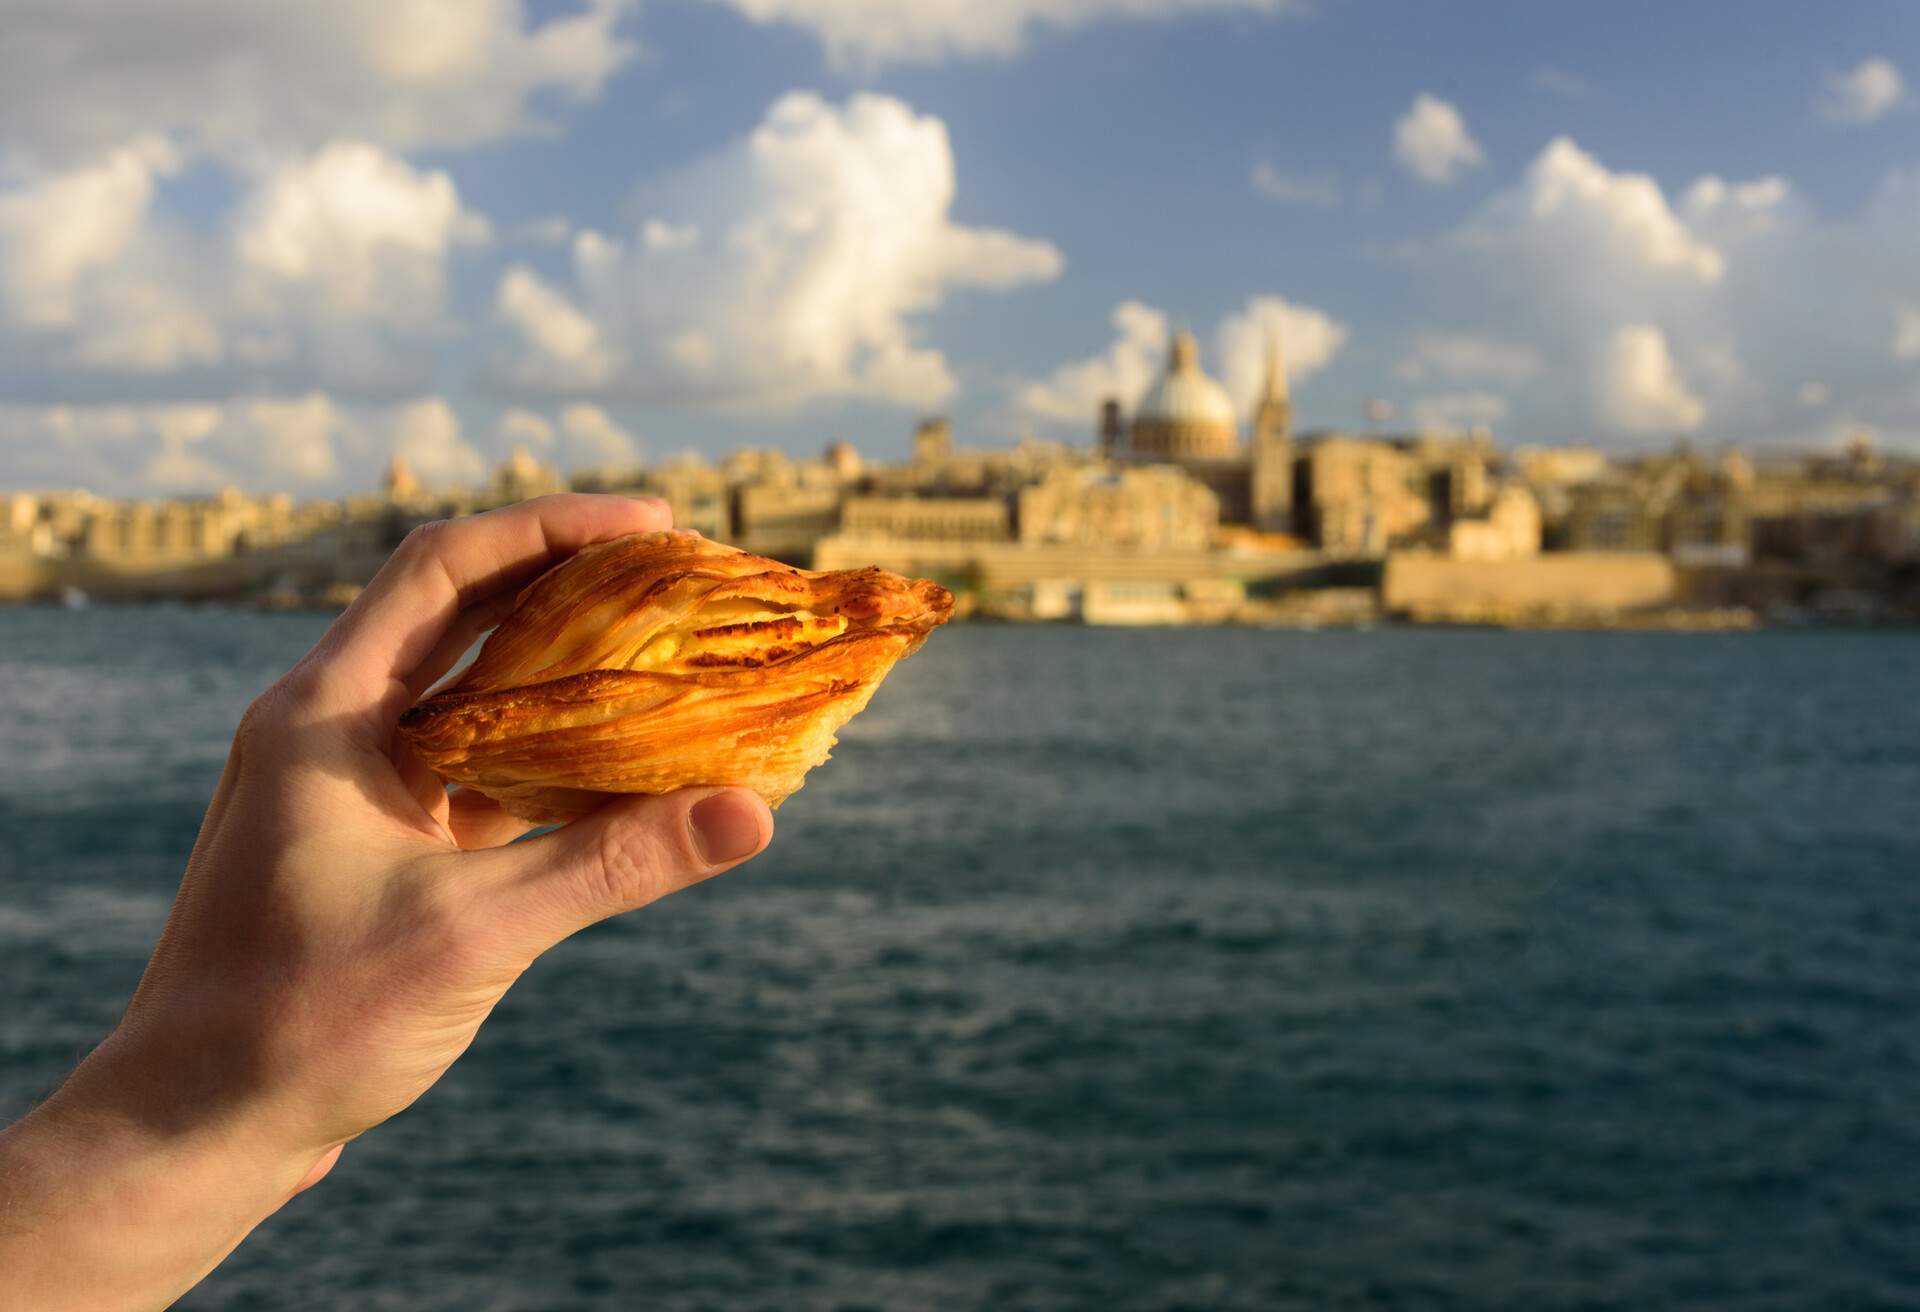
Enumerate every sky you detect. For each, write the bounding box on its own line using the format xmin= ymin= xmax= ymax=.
xmin=1 ymin=0 xmax=1917 ymax=496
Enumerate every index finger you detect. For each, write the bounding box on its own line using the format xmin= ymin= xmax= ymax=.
xmin=311 ymin=493 xmax=671 ymax=707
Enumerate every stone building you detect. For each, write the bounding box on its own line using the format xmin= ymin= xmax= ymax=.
xmin=485 ymin=448 xmax=565 ymax=506
xmin=1103 ymin=328 xmax=1294 ymax=532
xmin=840 ymin=496 xmax=1012 ymax=542
xmin=1447 ymin=484 xmax=1542 ymax=561
xmin=1551 ymin=447 xmax=1753 ymax=564
xmin=1291 ymin=437 xmax=1431 ymax=555
xmin=1015 ymin=464 xmax=1219 ymax=550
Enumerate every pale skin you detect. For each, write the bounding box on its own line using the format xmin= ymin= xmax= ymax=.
xmin=0 ymin=494 xmax=775 ymax=1310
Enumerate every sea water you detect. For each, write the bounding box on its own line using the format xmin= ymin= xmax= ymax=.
xmin=2 ymin=607 xmax=1917 ymax=1310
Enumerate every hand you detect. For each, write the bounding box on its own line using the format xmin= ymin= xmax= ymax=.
xmin=0 ymin=494 xmax=775 ymax=1310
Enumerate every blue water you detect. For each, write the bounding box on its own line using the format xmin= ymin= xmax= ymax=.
xmin=2 ymin=608 xmax=1918 ymax=1310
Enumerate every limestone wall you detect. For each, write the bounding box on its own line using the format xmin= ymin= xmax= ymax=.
xmin=1382 ymin=551 xmax=1676 ymax=614
xmin=813 ymin=535 xmax=1326 ymax=590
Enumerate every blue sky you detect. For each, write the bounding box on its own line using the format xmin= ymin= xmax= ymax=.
xmin=1 ymin=0 xmax=1916 ymax=494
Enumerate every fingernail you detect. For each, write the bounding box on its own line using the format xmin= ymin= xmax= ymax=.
xmin=688 ymin=792 xmax=766 ymax=866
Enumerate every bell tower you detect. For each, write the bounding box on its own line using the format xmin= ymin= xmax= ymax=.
xmin=1250 ymin=332 xmax=1293 ymax=532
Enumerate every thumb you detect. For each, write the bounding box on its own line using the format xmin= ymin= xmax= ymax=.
xmin=472 ymin=787 xmax=773 ymax=948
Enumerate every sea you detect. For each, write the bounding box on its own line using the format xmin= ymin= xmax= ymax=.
xmin=2 ymin=606 xmax=1917 ymax=1311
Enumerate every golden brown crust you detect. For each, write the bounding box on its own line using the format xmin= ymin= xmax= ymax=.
xmin=398 ymin=530 xmax=952 ymax=822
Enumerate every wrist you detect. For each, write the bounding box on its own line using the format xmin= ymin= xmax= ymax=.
xmin=0 ymin=1035 xmax=331 ymax=1310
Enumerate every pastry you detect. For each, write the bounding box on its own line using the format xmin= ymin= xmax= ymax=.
xmin=398 ymin=530 xmax=953 ymax=822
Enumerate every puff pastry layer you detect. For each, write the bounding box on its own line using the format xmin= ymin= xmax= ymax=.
xmin=399 ymin=531 xmax=953 ymax=822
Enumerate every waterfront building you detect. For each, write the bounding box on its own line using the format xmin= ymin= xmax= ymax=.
xmin=841 ymin=496 xmax=1013 ymax=543
xmin=1108 ymin=329 xmax=1265 ymax=526
xmin=1014 ymin=464 xmax=1219 ymax=551
xmin=1446 ymin=484 xmax=1543 ymax=561
xmin=1291 ymin=436 xmax=1430 ymax=555
xmin=485 ymin=447 xmax=565 ymax=506
xmin=1549 ymin=446 xmax=1754 ymax=564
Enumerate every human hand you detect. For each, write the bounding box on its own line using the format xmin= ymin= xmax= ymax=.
xmin=0 ymin=494 xmax=774 ymax=1309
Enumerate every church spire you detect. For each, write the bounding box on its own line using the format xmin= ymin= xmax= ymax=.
xmin=1252 ymin=329 xmax=1291 ymax=443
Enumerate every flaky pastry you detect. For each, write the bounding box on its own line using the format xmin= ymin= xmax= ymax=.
xmin=398 ymin=531 xmax=952 ymax=823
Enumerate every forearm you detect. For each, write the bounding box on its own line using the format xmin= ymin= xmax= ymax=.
xmin=0 ymin=1042 xmax=317 ymax=1311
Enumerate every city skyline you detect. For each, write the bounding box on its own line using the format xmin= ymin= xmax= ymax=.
xmin=1 ymin=1 xmax=1918 ymax=497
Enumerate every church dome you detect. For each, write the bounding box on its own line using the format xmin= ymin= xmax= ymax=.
xmin=1131 ymin=330 xmax=1240 ymax=461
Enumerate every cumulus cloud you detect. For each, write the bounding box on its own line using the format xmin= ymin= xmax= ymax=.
xmin=1409 ymin=139 xmax=1788 ymax=440
xmin=496 ymin=406 xmax=558 ymax=451
xmin=1894 ymin=304 xmax=1920 ymax=361
xmin=707 ymin=0 xmax=1294 ymax=67
xmin=1395 ymin=332 xmax=1542 ymax=386
xmin=1679 ymin=174 xmax=1802 ymax=244
xmin=0 ymin=138 xmax=224 ymax=372
xmin=1014 ymin=301 xmax=1170 ymax=424
xmin=1598 ymin=325 xmax=1704 ymax=434
xmin=493 ymin=262 xmax=619 ymax=388
xmin=492 ymin=402 xmax=640 ymax=471
xmin=386 ymin=398 xmax=488 ymax=486
xmin=236 ymin=142 xmax=488 ymax=323
xmin=0 ymin=0 xmax=637 ymax=165
xmin=495 ymin=92 xmax=1062 ymax=410
xmin=1455 ymin=137 xmax=1724 ymax=286
xmin=1392 ymin=94 xmax=1485 ymax=186
xmin=0 ymin=393 xmax=365 ymax=493
xmin=1822 ymin=57 xmax=1906 ymax=125
xmin=0 ymin=138 xmax=485 ymax=392
xmin=1013 ymin=294 xmax=1346 ymax=429
xmin=559 ymin=403 xmax=641 ymax=467
xmin=1213 ymin=295 xmax=1348 ymax=415
xmin=1250 ymin=161 xmax=1340 ymax=207
xmin=1416 ymin=134 xmax=1920 ymax=443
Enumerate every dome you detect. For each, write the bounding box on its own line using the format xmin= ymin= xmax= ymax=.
xmin=1130 ymin=331 xmax=1240 ymax=462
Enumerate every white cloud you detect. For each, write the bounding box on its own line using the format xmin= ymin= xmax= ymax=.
xmin=235 ymin=142 xmax=486 ymax=325
xmin=1894 ymin=304 xmax=1920 ymax=361
xmin=1681 ymin=174 xmax=1801 ymax=244
xmin=1014 ymin=301 xmax=1169 ymax=424
xmin=707 ymin=0 xmax=1294 ymax=67
xmin=1012 ymin=293 xmax=1346 ymax=429
xmin=0 ymin=138 xmax=483 ymax=388
xmin=1452 ymin=137 xmax=1725 ymax=290
xmin=1822 ymin=57 xmax=1906 ymax=125
xmin=0 ymin=137 xmax=225 ymax=373
xmin=1411 ymin=391 xmax=1508 ymax=432
xmin=494 ymin=263 xmax=619 ymax=388
xmin=492 ymin=402 xmax=640 ymax=471
xmin=495 ymin=92 xmax=1062 ymax=410
xmin=0 ymin=0 xmax=637 ymax=165
xmin=1213 ymin=295 xmax=1348 ymax=415
xmin=1395 ymin=332 xmax=1542 ymax=386
xmin=497 ymin=406 xmax=557 ymax=451
xmin=387 ymin=398 xmax=487 ymax=486
xmin=1250 ymin=161 xmax=1339 ymax=207
xmin=559 ymin=403 xmax=641 ymax=467
xmin=1598 ymin=325 xmax=1704 ymax=434
xmin=1392 ymin=94 xmax=1485 ymax=186
xmin=1798 ymin=381 xmax=1829 ymax=408
xmin=0 ymin=137 xmax=177 ymax=327
xmin=0 ymin=393 xmax=357 ymax=493
xmin=1417 ymin=135 xmax=1920 ymax=443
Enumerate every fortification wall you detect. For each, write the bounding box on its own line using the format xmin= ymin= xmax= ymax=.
xmin=812 ymin=536 xmax=1326 ymax=589
xmin=0 ymin=553 xmax=50 ymax=602
xmin=1382 ymin=552 xmax=1677 ymax=614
